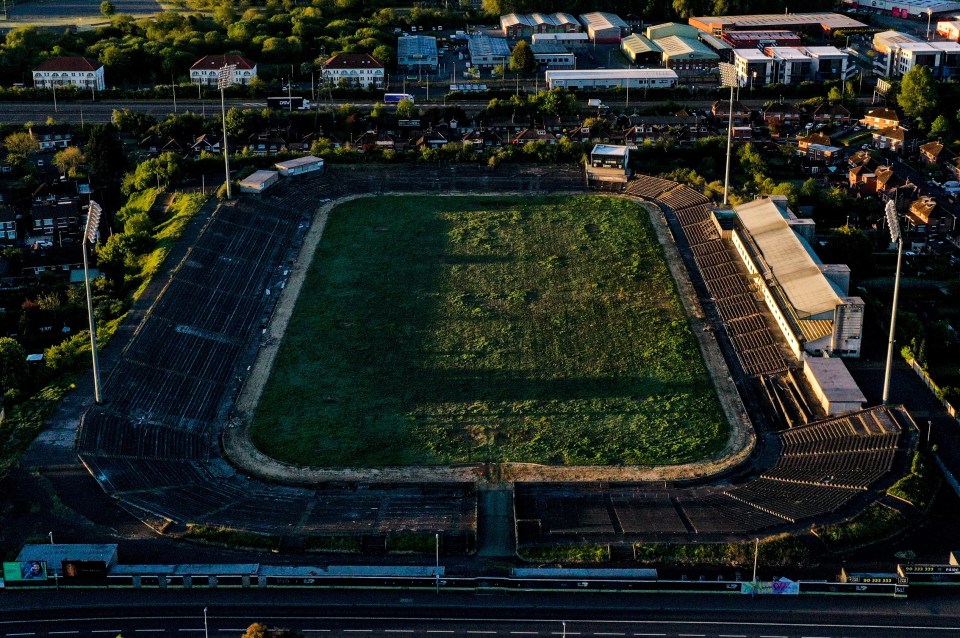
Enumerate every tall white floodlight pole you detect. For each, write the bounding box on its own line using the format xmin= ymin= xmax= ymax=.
xmin=218 ymin=64 xmax=237 ymax=199
xmin=83 ymin=201 xmax=104 ymax=404
xmin=719 ymin=62 xmax=738 ymax=207
xmin=882 ymin=200 xmax=903 ymax=405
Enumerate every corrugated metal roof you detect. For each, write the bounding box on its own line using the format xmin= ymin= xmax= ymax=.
xmin=735 ymin=198 xmax=842 ymax=318
xmin=657 ymin=35 xmax=719 ymax=60
xmin=621 ymin=33 xmax=662 ymax=55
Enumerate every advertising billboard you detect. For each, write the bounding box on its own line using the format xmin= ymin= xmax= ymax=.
xmin=741 ymin=577 xmax=799 ymax=595
xmin=2 ymin=561 xmax=48 ymax=582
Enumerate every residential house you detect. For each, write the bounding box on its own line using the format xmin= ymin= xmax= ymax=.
xmin=32 ymin=57 xmax=105 ymax=91
xmin=907 ymin=196 xmax=957 ymax=235
xmin=711 ymin=100 xmax=751 ymax=126
xmin=0 ymin=205 xmax=17 ymax=243
xmin=21 ymin=244 xmax=84 ymax=278
xmin=872 ymin=126 xmax=906 ymax=151
xmin=797 ymin=132 xmax=832 ymax=152
xmin=512 ymin=128 xmax=558 ymax=145
xmin=874 ymin=164 xmax=903 ymax=193
xmin=189 ymin=134 xmax=221 ymax=157
xmin=190 ymin=55 xmax=257 ymax=87
xmin=245 ymin=130 xmax=289 ymax=156
xmin=322 ymin=53 xmax=384 ymax=89
xmin=812 ymin=103 xmax=852 ymax=125
xmin=860 ymin=108 xmax=900 ymax=130
xmin=354 ymin=131 xmax=396 ymax=152
xmin=762 ymin=102 xmax=801 ymax=129
xmin=138 ymin=135 xmax=185 ymax=158
xmin=848 ymin=163 xmax=877 ymax=192
xmin=462 ymin=129 xmax=503 ymax=150
xmin=919 ymin=140 xmax=945 ymax=165
xmin=30 ymin=196 xmax=79 ymax=237
xmin=29 ymin=125 xmax=73 ymax=151
xmin=411 ymin=130 xmax=450 ymax=150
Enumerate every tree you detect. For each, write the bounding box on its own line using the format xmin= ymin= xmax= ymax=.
xmin=53 ymin=147 xmax=85 ymax=177
xmin=371 ymin=45 xmax=394 ymax=67
xmin=100 ymin=1 xmax=116 ymax=16
xmin=396 ymin=99 xmax=417 ymax=119
xmin=820 ymin=225 xmax=874 ymax=280
xmin=3 ymin=131 xmax=38 ymax=165
xmin=112 ymin=108 xmax=156 ymax=138
xmin=85 ymin=124 xmax=127 ymax=179
xmin=509 ymin=40 xmax=535 ymax=74
xmin=898 ymin=65 xmax=938 ymax=120
xmin=929 ymin=114 xmax=953 ymax=139
xmin=0 ymin=337 xmax=27 ymax=398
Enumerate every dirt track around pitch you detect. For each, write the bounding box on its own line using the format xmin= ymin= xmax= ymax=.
xmin=223 ymin=193 xmax=754 ymax=485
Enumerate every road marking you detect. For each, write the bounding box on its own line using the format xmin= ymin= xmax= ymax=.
xmin=633 ymin=634 xmax=666 ymax=637
xmin=510 ymin=633 xmax=538 ymax=635
xmin=385 ymin=632 xmax=414 ymax=634
xmin=719 ymin=635 xmax=746 ymax=638
xmin=303 ymin=632 xmax=331 ymax=634
xmin=426 ymin=632 xmax=454 ymax=634
xmin=595 ymin=634 xmax=625 ymax=636
xmin=7 ymin=633 xmax=35 ymax=636
xmin=466 ymin=633 xmax=497 ymax=635
xmin=343 ymin=632 xmax=372 ymax=634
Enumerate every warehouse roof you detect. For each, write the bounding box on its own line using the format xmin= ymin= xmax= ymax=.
xmin=531 ymin=42 xmax=572 ymax=54
xmin=579 ymin=12 xmax=629 ymax=31
xmin=621 ymin=33 xmax=663 ymax=55
xmin=657 ymin=35 xmax=719 ymax=60
xmin=735 ymin=198 xmax=843 ymax=318
xmin=468 ymin=34 xmax=511 ymax=57
xmin=698 ymin=32 xmax=732 ymax=50
xmin=690 ymin=12 xmax=866 ymax=32
xmin=546 ymin=68 xmax=678 ymax=80
xmin=398 ymin=35 xmax=438 ymax=60
xmin=645 ymin=22 xmax=699 ymax=40
xmin=17 ymin=544 xmax=118 ymax=570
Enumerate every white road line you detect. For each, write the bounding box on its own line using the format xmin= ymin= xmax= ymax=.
xmin=510 ymin=632 xmax=538 ymax=635
xmin=595 ymin=634 xmax=625 ymax=636
xmin=343 ymin=632 xmax=372 ymax=634
xmin=7 ymin=633 xmax=35 ymax=636
xmin=634 ymin=634 xmax=666 ymax=637
xmin=425 ymin=633 xmax=454 ymax=635
xmin=303 ymin=632 xmax=331 ymax=634
xmin=385 ymin=632 xmax=414 ymax=634
xmin=719 ymin=635 xmax=746 ymax=638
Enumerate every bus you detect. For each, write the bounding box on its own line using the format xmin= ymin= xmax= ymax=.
xmin=384 ymin=93 xmax=414 ymax=104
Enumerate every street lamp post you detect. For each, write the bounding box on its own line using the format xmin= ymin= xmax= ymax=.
xmin=203 ymin=607 xmax=209 ymax=638
xmin=83 ymin=201 xmax=104 ymax=404
xmin=719 ymin=62 xmax=738 ymax=206
xmin=882 ymin=200 xmax=904 ymax=405
xmin=218 ymin=64 xmax=237 ymax=199
xmin=751 ymin=537 xmax=759 ymax=591
xmin=435 ymin=532 xmax=440 ymax=593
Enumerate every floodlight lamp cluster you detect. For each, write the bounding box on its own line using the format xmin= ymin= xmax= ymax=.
xmin=85 ymin=200 xmax=102 ymax=243
xmin=719 ymin=62 xmax=738 ymax=88
xmin=217 ymin=64 xmax=237 ymax=91
xmin=885 ymin=200 xmax=901 ymax=243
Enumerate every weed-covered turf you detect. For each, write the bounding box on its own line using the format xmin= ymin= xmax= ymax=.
xmin=250 ymin=195 xmax=727 ymax=467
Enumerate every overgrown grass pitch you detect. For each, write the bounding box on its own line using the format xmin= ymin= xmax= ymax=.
xmin=251 ymin=195 xmax=727 ymax=467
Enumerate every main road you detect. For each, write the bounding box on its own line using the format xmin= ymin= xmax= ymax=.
xmin=0 ymin=589 xmax=958 ymax=638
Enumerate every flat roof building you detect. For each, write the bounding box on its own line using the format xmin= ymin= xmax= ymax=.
xmin=841 ymin=0 xmax=960 ymax=16
xmin=239 ymin=170 xmax=280 ymax=194
xmin=689 ymin=12 xmax=867 ymax=36
xmin=579 ymin=12 xmax=630 ymax=43
xmin=532 ymin=32 xmax=590 ymax=50
xmin=531 ymin=42 xmax=576 ymax=69
xmin=721 ymin=30 xmax=802 ymax=48
xmin=545 ymin=68 xmax=678 ymax=89
xmin=802 ymin=354 xmax=867 ymax=416
xmin=587 ymin=144 xmax=632 ymax=183
xmin=275 ymin=155 xmax=324 ymax=177
xmin=17 ymin=544 xmax=118 ymax=577
xmin=397 ymin=36 xmax=439 ymax=73
xmin=467 ymin=34 xmax=512 ymax=67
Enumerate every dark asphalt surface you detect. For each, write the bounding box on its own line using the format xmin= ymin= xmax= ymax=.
xmin=1 ymin=590 xmax=960 ymax=637
xmin=6 ymin=0 xmax=160 ymax=19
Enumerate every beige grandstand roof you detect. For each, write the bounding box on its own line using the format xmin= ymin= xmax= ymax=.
xmin=735 ymin=198 xmax=842 ymax=318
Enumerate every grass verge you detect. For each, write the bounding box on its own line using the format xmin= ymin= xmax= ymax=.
xmin=633 ymin=535 xmax=813 ymax=567
xmin=251 ymin=195 xmax=727 ymax=467
xmin=0 ymin=374 xmax=80 ymax=477
xmin=518 ymin=545 xmax=611 ymax=563
xmin=184 ymin=524 xmax=280 ymax=551
xmin=887 ymin=451 xmax=940 ymax=510
xmin=134 ymin=192 xmax=207 ymax=299
xmin=815 ymin=502 xmax=906 ymax=554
